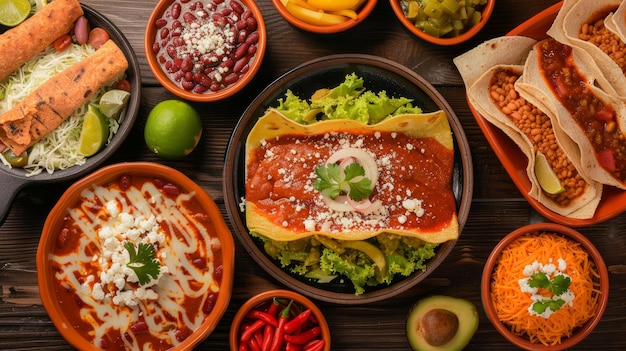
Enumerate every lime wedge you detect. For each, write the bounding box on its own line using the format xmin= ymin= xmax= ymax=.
xmin=78 ymin=105 xmax=109 ymax=156
xmin=99 ymin=89 xmax=130 ymax=120
xmin=0 ymin=0 xmax=31 ymax=27
xmin=534 ymin=151 xmax=565 ymax=195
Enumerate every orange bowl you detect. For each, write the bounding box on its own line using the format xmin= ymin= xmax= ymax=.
xmin=230 ymin=289 xmax=331 ymax=351
xmin=389 ymin=0 xmax=495 ymax=46
xmin=37 ymin=162 xmax=235 ymax=350
xmin=481 ymin=223 xmax=609 ymax=350
xmin=271 ymin=0 xmax=377 ymax=34
xmin=145 ymin=0 xmax=266 ymax=102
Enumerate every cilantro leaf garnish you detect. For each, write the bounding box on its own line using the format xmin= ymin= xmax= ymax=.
xmin=313 ymin=162 xmax=373 ymax=201
xmin=124 ymin=242 xmax=161 ymax=286
xmin=527 ymin=271 xmax=572 ymax=314
xmin=528 ymin=272 xmax=571 ymax=295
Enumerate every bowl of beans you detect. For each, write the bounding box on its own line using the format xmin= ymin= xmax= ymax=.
xmin=271 ymin=0 xmax=377 ymax=34
xmin=37 ymin=162 xmax=235 ymax=350
xmin=145 ymin=0 xmax=266 ymax=102
xmin=390 ymin=0 xmax=494 ymax=45
xmin=481 ymin=223 xmax=609 ymax=350
xmin=230 ymin=289 xmax=331 ymax=351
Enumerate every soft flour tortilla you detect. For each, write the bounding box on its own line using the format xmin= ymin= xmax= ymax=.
xmin=454 ymin=37 xmax=602 ymax=218
xmin=522 ymin=40 xmax=626 ymax=189
xmin=606 ymin=1 xmax=626 ymax=43
xmin=547 ymin=0 xmax=625 ymax=97
xmin=245 ymin=109 xmax=458 ymax=244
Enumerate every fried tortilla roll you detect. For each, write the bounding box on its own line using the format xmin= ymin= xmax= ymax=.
xmin=0 ymin=40 xmax=129 ymax=155
xmin=0 ymin=0 xmax=84 ymax=81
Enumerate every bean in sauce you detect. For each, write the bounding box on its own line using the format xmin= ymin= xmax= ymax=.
xmin=152 ymin=0 xmax=259 ymax=93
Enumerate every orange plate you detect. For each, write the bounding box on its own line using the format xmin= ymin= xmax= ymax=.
xmin=468 ymin=1 xmax=626 ymax=226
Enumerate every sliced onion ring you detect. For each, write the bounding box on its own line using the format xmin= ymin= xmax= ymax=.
xmin=326 ymin=148 xmax=379 ymax=185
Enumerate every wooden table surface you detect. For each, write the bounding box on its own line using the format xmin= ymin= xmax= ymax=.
xmin=2 ymin=0 xmax=626 ymax=350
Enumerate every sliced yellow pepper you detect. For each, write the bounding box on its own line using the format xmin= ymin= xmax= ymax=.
xmin=306 ymin=0 xmax=362 ymax=11
xmin=284 ymin=0 xmax=349 ymax=26
xmin=329 ymin=9 xmax=358 ymax=20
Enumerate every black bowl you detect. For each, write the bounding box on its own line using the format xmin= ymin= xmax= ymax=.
xmin=223 ymin=54 xmax=473 ymax=304
xmin=0 ymin=4 xmax=141 ymax=225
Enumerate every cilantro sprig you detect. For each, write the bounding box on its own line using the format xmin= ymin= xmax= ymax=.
xmin=313 ymin=162 xmax=373 ymax=201
xmin=124 ymin=242 xmax=162 ymax=286
xmin=528 ymin=272 xmax=572 ymax=314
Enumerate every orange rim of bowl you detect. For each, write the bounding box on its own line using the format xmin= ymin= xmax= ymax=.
xmin=36 ymin=162 xmax=235 ymax=350
xmin=144 ymin=0 xmax=267 ymax=102
xmin=389 ymin=0 xmax=494 ymax=45
xmin=481 ymin=223 xmax=609 ymax=351
xmin=229 ymin=289 xmax=331 ymax=351
xmin=270 ymin=0 xmax=377 ymax=34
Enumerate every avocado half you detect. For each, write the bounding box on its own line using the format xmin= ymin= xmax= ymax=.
xmin=406 ymin=295 xmax=479 ymax=351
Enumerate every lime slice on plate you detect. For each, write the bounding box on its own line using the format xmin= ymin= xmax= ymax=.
xmin=99 ymin=89 xmax=130 ymax=119
xmin=0 ymin=0 xmax=31 ymax=27
xmin=78 ymin=105 xmax=109 ymax=156
xmin=534 ymin=151 xmax=565 ymax=195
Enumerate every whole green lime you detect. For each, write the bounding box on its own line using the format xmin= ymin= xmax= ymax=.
xmin=144 ymin=100 xmax=202 ymax=159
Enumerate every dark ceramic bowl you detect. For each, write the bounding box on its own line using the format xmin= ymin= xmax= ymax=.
xmin=0 ymin=5 xmax=141 ymax=225
xmin=223 ymin=54 xmax=473 ymax=304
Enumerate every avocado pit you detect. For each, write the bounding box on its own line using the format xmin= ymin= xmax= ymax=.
xmin=421 ymin=308 xmax=459 ymax=346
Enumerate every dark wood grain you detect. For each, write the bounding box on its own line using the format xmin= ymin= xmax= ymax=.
xmin=2 ymin=0 xmax=626 ymax=350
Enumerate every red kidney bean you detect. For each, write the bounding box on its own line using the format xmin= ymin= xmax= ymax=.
xmin=234 ymin=56 xmax=249 ymax=73
xmin=234 ymin=42 xmax=249 ymax=59
xmin=223 ymin=72 xmax=239 ymax=85
xmin=162 ymin=183 xmax=181 ymax=196
xmin=242 ymin=9 xmax=252 ymax=20
xmin=246 ymin=16 xmax=257 ymax=31
xmin=171 ymin=2 xmax=181 ymax=19
xmin=230 ymin=0 xmax=244 ymax=14
xmin=152 ymin=41 xmax=161 ymax=54
xmin=213 ymin=0 xmax=225 ymax=4
xmin=181 ymin=79 xmax=194 ymax=90
xmin=155 ymin=18 xmax=167 ymax=28
xmin=130 ymin=322 xmax=148 ymax=334
xmin=193 ymin=85 xmax=208 ymax=93
xmin=56 ymin=228 xmax=70 ymax=249
xmin=166 ymin=45 xmax=177 ymax=59
xmin=181 ymin=56 xmax=193 ymax=72
xmin=237 ymin=28 xmax=249 ymax=43
xmin=247 ymin=45 xmax=257 ymax=56
xmin=209 ymin=83 xmax=221 ymax=92
xmin=203 ymin=293 xmax=218 ymax=314
xmin=220 ymin=58 xmax=235 ymax=70
xmin=159 ymin=27 xmax=169 ymax=39
xmin=221 ymin=8 xmax=232 ymax=16
xmin=74 ymin=16 xmax=90 ymax=45
xmin=245 ymin=31 xmax=259 ymax=45
xmin=183 ymin=11 xmax=196 ymax=24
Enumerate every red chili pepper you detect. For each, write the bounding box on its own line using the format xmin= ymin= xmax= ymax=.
xmin=303 ymin=339 xmax=325 ymax=351
xmin=269 ymin=300 xmax=293 ymax=351
xmin=239 ymin=343 xmax=250 ymax=351
xmin=240 ymin=319 xmax=266 ymax=343
xmin=284 ymin=326 xmax=321 ymax=345
xmin=247 ymin=310 xmax=278 ymax=327
xmin=286 ymin=342 xmax=303 ymax=351
xmin=283 ymin=308 xmax=311 ymax=334
xmin=247 ymin=334 xmax=262 ymax=351
xmin=262 ymin=299 xmax=280 ymax=351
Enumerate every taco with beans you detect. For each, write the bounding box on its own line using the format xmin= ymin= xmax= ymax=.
xmin=547 ymin=0 xmax=626 ymax=98
xmin=454 ymin=36 xmax=603 ymax=219
xmin=519 ymin=38 xmax=626 ymax=190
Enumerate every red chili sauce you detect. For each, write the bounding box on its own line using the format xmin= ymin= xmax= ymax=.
xmin=246 ymin=130 xmax=456 ymax=233
xmin=538 ymin=38 xmax=626 ymax=181
xmin=152 ymin=0 xmax=259 ymax=93
xmin=51 ymin=175 xmax=223 ymax=350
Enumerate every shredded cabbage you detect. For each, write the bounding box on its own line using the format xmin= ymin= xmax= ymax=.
xmin=0 ymin=44 xmax=121 ymax=176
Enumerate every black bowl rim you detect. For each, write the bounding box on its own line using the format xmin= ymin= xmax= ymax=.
xmin=223 ymin=53 xmax=473 ymax=304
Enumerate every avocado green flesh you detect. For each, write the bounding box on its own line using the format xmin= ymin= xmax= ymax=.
xmin=406 ymin=295 xmax=479 ymax=351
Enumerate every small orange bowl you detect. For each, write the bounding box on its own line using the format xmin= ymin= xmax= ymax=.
xmin=271 ymin=0 xmax=377 ymax=34
xmin=481 ymin=223 xmax=609 ymax=350
xmin=389 ymin=0 xmax=494 ymax=46
xmin=37 ymin=162 xmax=235 ymax=350
xmin=145 ymin=0 xmax=267 ymax=102
xmin=230 ymin=289 xmax=331 ymax=351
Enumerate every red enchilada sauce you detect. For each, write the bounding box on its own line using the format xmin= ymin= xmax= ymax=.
xmin=51 ymin=175 xmax=223 ymax=350
xmin=537 ymin=38 xmax=626 ymax=182
xmin=246 ymin=130 xmax=456 ymax=233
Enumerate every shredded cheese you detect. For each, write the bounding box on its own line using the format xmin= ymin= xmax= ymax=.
xmin=490 ymin=232 xmax=601 ymax=346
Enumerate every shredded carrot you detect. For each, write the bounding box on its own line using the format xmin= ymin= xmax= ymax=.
xmin=490 ymin=231 xmax=602 ymax=346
